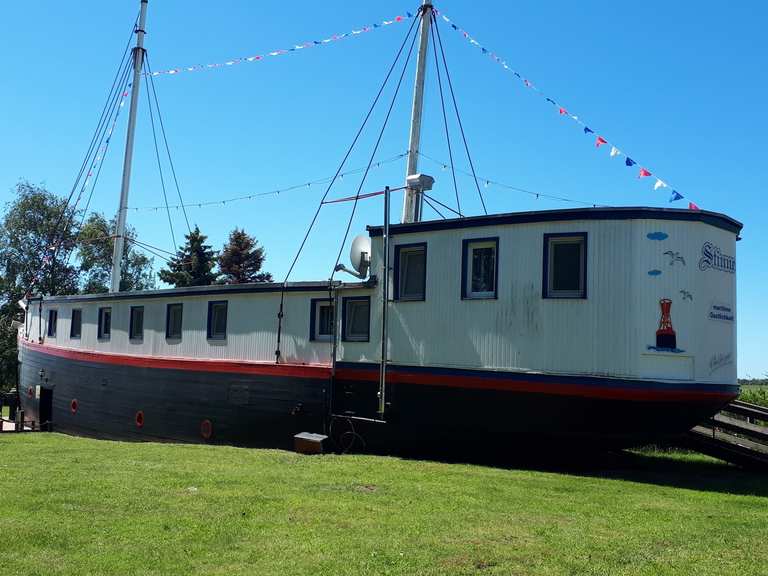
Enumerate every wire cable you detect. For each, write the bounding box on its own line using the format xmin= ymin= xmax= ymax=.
xmin=432 ymin=12 xmax=487 ymax=215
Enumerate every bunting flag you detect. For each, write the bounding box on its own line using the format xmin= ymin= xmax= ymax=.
xmin=147 ymin=11 xmax=414 ymax=78
xmin=688 ymin=202 xmax=700 ymax=211
xmin=437 ymin=9 xmax=705 ymax=210
xmin=669 ymin=190 xmax=684 ymax=202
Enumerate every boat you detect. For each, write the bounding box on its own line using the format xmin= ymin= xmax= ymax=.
xmin=16 ymin=1 xmax=741 ymax=455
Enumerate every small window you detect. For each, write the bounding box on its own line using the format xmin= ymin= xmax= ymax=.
xmin=129 ymin=306 xmax=144 ymax=341
xmin=70 ymin=309 xmax=82 ymax=339
xmin=462 ymin=238 xmax=498 ymax=299
xmin=47 ymin=309 xmax=57 ymax=337
xmin=543 ymin=233 xmax=587 ymax=299
xmin=310 ymin=299 xmax=334 ymax=342
xmin=166 ymin=303 xmax=183 ymax=340
xmin=395 ymin=243 xmax=427 ymax=301
xmin=98 ymin=307 xmax=112 ymax=339
xmin=207 ymin=301 xmax=228 ymax=340
xmin=343 ymin=297 xmax=370 ymax=342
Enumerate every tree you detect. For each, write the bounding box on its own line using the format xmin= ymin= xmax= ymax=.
xmin=0 ymin=182 xmax=81 ymax=391
xmin=77 ymin=213 xmax=156 ymax=293
xmin=219 ymin=228 xmax=273 ymax=284
xmin=159 ymin=226 xmax=219 ymax=287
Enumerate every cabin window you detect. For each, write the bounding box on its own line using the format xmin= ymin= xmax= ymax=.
xmin=342 ymin=296 xmax=370 ymax=342
xmin=47 ymin=309 xmax=57 ymax=337
xmin=97 ymin=307 xmax=112 ymax=339
xmin=395 ymin=243 xmax=427 ymax=301
xmin=462 ymin=238 xmax=498 ymax=299
xmin=310 ymin=299 xmax=334 ymax=342
xmin=129 ymin=306 xmax=144 ymax=341
xmin=70 ymin=309 xmax=82 ymax=339
xmin=207 ymin=301 xmax=228 ymax=340
xmin=166 ymin=303 xmax=183 ymax=340
xmin=543 ymin=233 xmax=587 ymax=299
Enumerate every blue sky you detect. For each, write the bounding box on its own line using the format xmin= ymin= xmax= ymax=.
xmin=1 ymin=1 xmax=765 ymax=377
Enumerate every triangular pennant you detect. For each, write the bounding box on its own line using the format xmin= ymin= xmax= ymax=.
xmin=625 ymin=157 xmax=636 ymax=167
xmin=669 ymin=191 xmax=684 ymax=202
xmin=546 ymin=97 xmax=556 ymax=105
xmin=653 ymin=179 xmax=667 ymax=191
xmin=595 ymin=136 xmax=608 ymax=148
xmin=638 ymin=168 xmax=652 ymax=178
xmin=583 ymin=126 xmax=594 ymax=134
xmin=688 ymin=201 xmax=700 ymax=211
xmin=559 ymin=107 xmax=568 ymax=115
xmin=610 ymin=146 xmax=620 ymax=157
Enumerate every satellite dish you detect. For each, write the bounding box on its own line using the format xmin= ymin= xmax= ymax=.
xmin=350 ymin=235 xmax=372 ymax=276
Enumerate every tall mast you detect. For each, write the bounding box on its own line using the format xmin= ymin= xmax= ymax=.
xmin=111 ymin=0 xmax=149 ymax=292
xmin=401 ymin=1 xmax=433 ymax=224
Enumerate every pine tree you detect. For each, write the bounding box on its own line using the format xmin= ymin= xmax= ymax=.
xmin=219 ymin=228 xmax=273 ymax=284
xmin=159 ymin=226 xmax=219 ymax=287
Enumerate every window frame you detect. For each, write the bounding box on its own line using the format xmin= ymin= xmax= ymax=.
xmin=542 ymin=232 xmax=588 ymax=299
xmin=341 ymin=296 xmax=371 ymax=342
xmin=69 ymin=308 xmax=82 ymax=339
xmin=461 ymin=237 xmax=499 ymax=300
xmin=97 ymin=307 xmax=112 ymax=340
xmin=46 ymin=309 xmax=57 ymax=338
xmin=129 ymin=306 xmax=144 ymax=342
xmin=165 ymin=303 xmax=183 ymax=340
xmin=393 ymin=242 xmax=427 ymax=301
xmin=207 ymin=300 xmax=228 ymax=341
xmin=309 ymin=298 xmax=334 ymax=342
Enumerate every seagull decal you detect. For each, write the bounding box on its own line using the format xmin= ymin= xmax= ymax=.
xmin=663 ymin=250 xmax=686 ymax=266
xmin=679 ymin=289 xmax=693 ymax=301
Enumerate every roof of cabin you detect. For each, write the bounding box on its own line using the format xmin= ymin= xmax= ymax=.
xmin=367 ymin=206 xmax=743 ymax=237
xmin=32 ymin=279 xmax=375 ymax=304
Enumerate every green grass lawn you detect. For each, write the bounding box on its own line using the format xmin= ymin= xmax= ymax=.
xmin=1 ymin=434 xmax=766 ymax=576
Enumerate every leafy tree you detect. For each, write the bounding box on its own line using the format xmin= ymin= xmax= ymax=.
xmin=159 ymin=226 xmax=219 ymax=287
xmin=219 ymin=228 xmax=273 ymax=284
xmin=77 ymin=213 xmax=156 ymax=293
xmin=0 ymin=182 xmax=81 ymax=391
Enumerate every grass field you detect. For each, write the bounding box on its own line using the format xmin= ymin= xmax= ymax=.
xmin=1 ymin=435 xmax=766 ymax=575
xmin=740 ymin=384 xmax=768 ymax=408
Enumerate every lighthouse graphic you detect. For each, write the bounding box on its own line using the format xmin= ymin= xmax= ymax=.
xmin=655 ymin=298 xmax=677 ymax=349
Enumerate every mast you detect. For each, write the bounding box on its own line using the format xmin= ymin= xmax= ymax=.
xmin=401 ymin=1 xmax=433 ymax=224
xmin=111 ymin=0 xmax=148 ymax=292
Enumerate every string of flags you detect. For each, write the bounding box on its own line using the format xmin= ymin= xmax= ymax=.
xmin=436 ymin=9 xmax=702 ymax=211
xmin=129 ymin=152 xmax=408 ymax=211
xmin=147 ymin=12 xmax=415 ymax=78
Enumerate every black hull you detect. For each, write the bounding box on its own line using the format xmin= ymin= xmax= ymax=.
xmin=18 ymin=344 xmax=738 ymax=454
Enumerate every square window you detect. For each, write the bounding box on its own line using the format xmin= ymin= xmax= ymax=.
xmin=166 ymin=303 xmax=183 ymax=340
xmin=395 ymin=243 xmax=426 ymax=301
xmin=129 ymin=306 xmax=144 ymax=341
xmin=47 ymin=309 xmax=57 ymax=337
xmin=543 ymin=233 xmax=587 ymax=299
xmin=310 ymin=299 xmax=334 ymax=342
xmin=207 ymin=301 xmax=228 ymax=340
xmin=70 ymin=309 xmax=82 ymax=339
xmin=462 ymin=238 xmax=498 ymax=299
xmin=343 ymin=297 xmax=370 ymax=341
xmin=98 ymin=307 xmax=112 ymax=339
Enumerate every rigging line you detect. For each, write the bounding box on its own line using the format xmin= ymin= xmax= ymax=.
xmin=128 ymin=237 xmax=176 ymax=257
xmin=423 ymin=192 xmax=462 ymax=217
xmin=432 ymin=12 xmax=487 ymax=215
xmin=124 ymin=237 xmax=173 ymax=263
xmin=143 ymin=59 xmax=177 ymax=251
xmin=423 ymin=195 xmax=447 ymax=219
xmin=129 ymin=151 xmax=408 ymax=210
xmin=275 ymin=8 xmax=422 ymax=363
xmin=331 ymin=16 xmax=421 ymax=279
xmin=416 ymin=151 xmax=607 ymax=207
xmin=145 ymin=54 xmax=192 ymax=234
xmin=429 ymin=18 xmax=461 ymax=217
